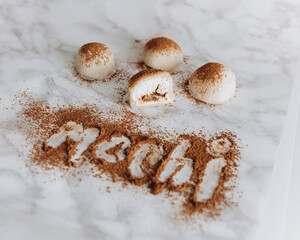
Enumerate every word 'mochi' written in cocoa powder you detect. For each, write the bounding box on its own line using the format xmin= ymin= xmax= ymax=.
xmin=44 ymin=121 xmax=234 ymax=205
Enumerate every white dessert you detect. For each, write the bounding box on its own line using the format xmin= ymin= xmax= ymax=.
xmin=128 ymin=69 xmax=175 ymax=109
xmin=143 ymin=37 xmax=183 ymax=70
xmin=75 ymin=42 xmax=115 ymax=80
xmin=189 ymin=62 xmax=236 ymax=104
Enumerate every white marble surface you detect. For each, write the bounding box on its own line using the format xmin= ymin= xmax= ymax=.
xmin=259 ymin=74 xmax=300 ymax=240
xmin=0 ymin=0 xmax=299 ymax=239
xmin=283 ymin=81 xmax=300 ymax=240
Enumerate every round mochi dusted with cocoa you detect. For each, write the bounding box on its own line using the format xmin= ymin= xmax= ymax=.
xmin=188 ymin=62 xmax=236 ymax=104
xmin=76 ymin=42 xmax=115 ymax=80
xmin=143 ymin=37 xmax=183 ymax=70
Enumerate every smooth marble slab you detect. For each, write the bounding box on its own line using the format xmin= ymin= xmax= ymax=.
xmin=259 ymin=76 xmax=300 ymax=240
xmin=283 ymin=79 xmax=300 ymax=240
xmin=0 ymin=0 xmax=299 ymax=239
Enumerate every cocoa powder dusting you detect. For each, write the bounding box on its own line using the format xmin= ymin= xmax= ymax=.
xmin=144 ymin=37 xmax=182 ymax=53
xmin=130 ymin=61 xmax=151 ymax=71
xmin=14 ymin=98 xmax=240 ymax=218
xmin=128 ymin=69 xmax=165 ymax=88
xmin=192 ymin=62 xmax=225 ymax=84
xmin=183 ymin=56 xmax=190 ymax=64
xmin=79 ymin=42 xmax=112 ymax=66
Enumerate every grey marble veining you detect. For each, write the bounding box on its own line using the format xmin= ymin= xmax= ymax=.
xmin=0 ymin=0 xmax=299 ymax=239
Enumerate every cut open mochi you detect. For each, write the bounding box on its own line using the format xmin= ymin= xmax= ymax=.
xmin=128 ymin=69 xmax=175 ymax=109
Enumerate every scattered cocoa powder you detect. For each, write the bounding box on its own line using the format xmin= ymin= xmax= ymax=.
xmin=129 ymin=61 xmax=151 ymax=71
xmin=183 ymin=56 xmax=190 ymax=64
xmin=13 ymin=99 xmax=240 ymax=217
